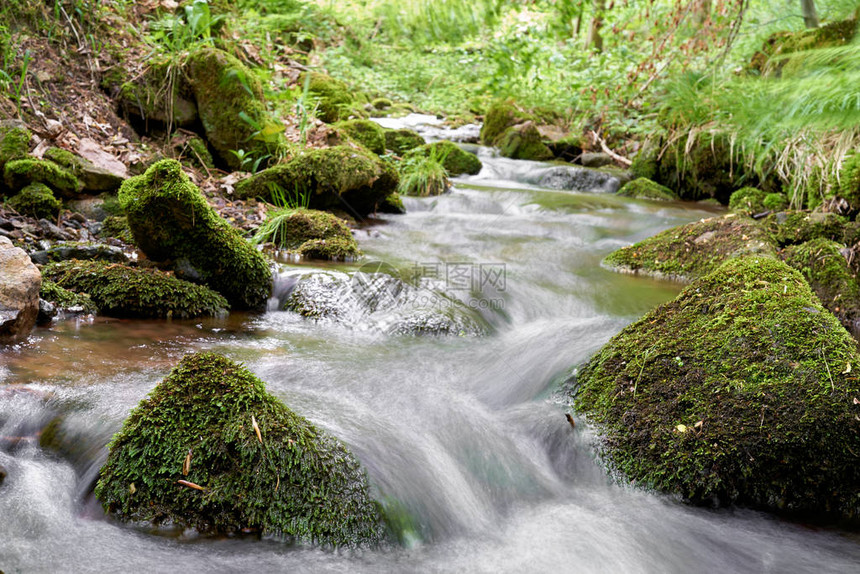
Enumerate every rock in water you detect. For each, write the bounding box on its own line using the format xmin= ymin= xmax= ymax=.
xmin=0 ymin=236 xmax=41 ymax=345
xmin=570 ymin=256 xmax=860 ymax=520
xmin=95 ymin=352 xmax=385 ymax=546
xmin=119 ymin=160 xmax=272 ymax=310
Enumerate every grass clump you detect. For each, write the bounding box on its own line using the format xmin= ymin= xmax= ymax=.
xmin=42 ymin=260 xmax=229 ymax=319
xmin=95 ymin=352 xmax=385 ymax=546
xmin=571 ymin=256 xmax=860 ymax=520
xmin=398 ymin=147 xmax=450 ymax=197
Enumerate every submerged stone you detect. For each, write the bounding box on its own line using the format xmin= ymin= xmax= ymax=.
xmin=95 ymin=352 xmax=385 ymax=545
xmin=118 ymin=160 xmax=272 ymax=310
xmin=234 ymin=146 xmax=398 ymax=217
xmin=42 ymin=260 xmax=229 ymax=319
xmin=603 ymin=215 xmax=776 ymax=282
xmin=571 ymin=256 xmax=860 ymax=520
xmin=535 ymin=165 xmax=620 ymax=193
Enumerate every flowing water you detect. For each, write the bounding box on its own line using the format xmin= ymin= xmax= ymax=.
xmin=1 ymin=139 xmax=859 ymax=573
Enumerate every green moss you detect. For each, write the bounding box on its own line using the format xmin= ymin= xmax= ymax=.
xmin=297 ymin=237 xmax=361 ymax=261
xmin=762 ymin=192 xmax=789 ymax=211
xmin=762 ymin=211 xmax=847 ymax=246
xmin=479 ymin=100 xmax=532 ymax=146
xmin=4 ymin=159 xmax=83 ymax=197
xmin=782 ymin=238 xmax=860 ymax=330
xmin=119 ymin=160 xmax=272 ymax=310
xmin=371 ymin=97 xmax=392 ymax=110
xmin=39 ymin=279 xmax=97 ymax=314
xmin=185 ymin=48 xmax=282 ymax=170
xmin=334 ymin=119 xmax=386 ymax=155
xmin=0 ymin=124 xmax=31 ymax=174
xmin=235 ymin=146 xmax=397 ymax=217
xmin=98 ymin=215 xmax=135 ymax=245
xmin=257 ymin=208 xmax=361 ymax=260
xmin=603 ymin=215 xmax=776 ymax=282
xmin=728 ymin=187 xmax=769 ymax=215
xmin=617 ymin=178 xmax=677 ymax=201
xmin=7 ymin=183 xmax=60 ymax=219
xmin=42 ymin=260 xmax=229 ymax=319
xmin=497 ymin=122 xmax=553 ymax=161
xmin=572 ymin=256 xmax=860 ymax=519
xmin=750 ymin=19 xmax=857 ymax=77
xmin=404 ymin=141 xmax=482 ymax=176
xmin=301 ymin=72 xmax=355 ymax=124
xmin=95 ymin=352 xmax=385 ymax=545
xmin=186 ymin=136 xmax=215 ymax=169
xmin=383 ymin=128 xmax=425 ymax=156
xmin=377 ymin=192 xmax=406 ymax=214
xmin=830 ymin=152 xmax=860 ymax=212
xmin=43 ymin=147 xmax=125 ymax=193
xmin=629 ymin=141 xmax=658 ymax=181
xmin=656 ymin=132 xmax=751 ymax=203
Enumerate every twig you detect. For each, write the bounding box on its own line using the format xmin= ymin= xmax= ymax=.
xmin=177 ymin=479 xmax=205 ymax=491
xmin=590 ymin=130 xmax=632 ymax=166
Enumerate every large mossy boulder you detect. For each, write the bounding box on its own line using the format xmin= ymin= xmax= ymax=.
xmin=234 ymin=146 xmax=398 ymax=217
xmin=479 ymin=100 xmax=533 ymax=146
xmin=301 ymin=72 xmax=355 ymax=124
xmin=782 ymin=238 xmax=860 ymax=333
xmin=185 ymin=48 xmax=281 ymax=170
xmin=118 ymin=160 xmax=272 ymax=310
xmin=497 ymin=121 xmax=553 ymax=161
xmin=404 ymin=141 xmax=482 ymax=176
xmin=334 ymin=119 xmax=386 ymax=155
xmin=603 ymin=215 xmax=775 ymax=282
xmin=571 ymin=256 xmax=860 ymax=520
xmin=95 ymin=352 xmax=385 ymax=545
xmin=42 ymin=260 xmax=229 ymax=319
xmin=617 ymin=177 xmax=677 ymax=201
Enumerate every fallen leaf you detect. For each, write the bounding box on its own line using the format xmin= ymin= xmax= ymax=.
xmin=252 ymin=415 xmax=263 ymax=444
xmin=676 ymin=424 xmax=687 ymax=433
xmin=694 ymin=420 xmax=703 ymax=429
xmin=129 ymin=483 xmax=136 ymax=494
xmin=177 ymin=480 xmax=205 ymax=491
xmin=844 ymin=363 xmax=852 ymax=374
xmin=182 ymin=449 xmax=192 ymax=476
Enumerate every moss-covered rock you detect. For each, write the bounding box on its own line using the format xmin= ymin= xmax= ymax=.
xmin=43 ymin=147 xmax=125 ymax=193
xmin=404 ymin=141 xmax=482 ymax=176
xmin=782 ymin=238 xmax=860 ymax=332
xmin=42 ymin=260 xmax=229 ymax=319
xmin=119 ymin=160 xmax=272 ymax=310
xmin=497 ymin=121 xmax=553 ymax=161
xmin=750 ymin=18 xmax=857 ymax=77
xmin=603 ymin=215 xmax=776 ymax=282
xmin=728 ymin=187 xmax=769 ymax=215
xmin=762 ymin=211 xmax=847 ymax=246
xmin=571 ymin=256 xmax=860 ymax=520
xmin=0 ymin=123 xmax=31 ymax=175
xmin=98 ymin=215 xmax=135 ymax=245
xmin=234 ymin=146 xmax=398 ymax=217
xmin=301 ymin=72 xmax=355 ymax=124
xmin=334 ymin=119 xmax=386 ymax=155
xmin=260 ymin=208 xmax=360 ymax=261
xmin=617 ymin=178 xmax=677 ymax=201
xmin=185 ymin=47 xmax=282 ymax=170
xmin=763 ymin=192 xmax=789 ymax=211
xmin=95 ymin=352 xmax=385 ymax=545
xmin=546 ymin=134 xmax=584 ymax=163
xmin=4 ymin=159 xmax=83 ymax=197
xmin=29 ymin=241 xmax=128 ymax=266
xmin=479 ymin=100 xmax=532 ymax=146
xmin=39 ymin=279 xmax=97 ymax=314
xmin=377 ymin=192 xmax=405 ymax=214
xmin=383 ymin=128 xmax=425 ymax=156
xmin=7 ymin=183 xmax=61 ymax=219
xmin=371 ymin=97 xmax=392 ymax=110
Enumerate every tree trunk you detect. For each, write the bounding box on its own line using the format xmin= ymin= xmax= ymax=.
xmin=586 ymin=0 xmax=606 ymax=52
xmin=801 ymin=0 xmax=819 ymax=28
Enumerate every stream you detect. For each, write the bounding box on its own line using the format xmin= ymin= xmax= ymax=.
xmin=1 ymin=125 xmax=859 ymax=573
